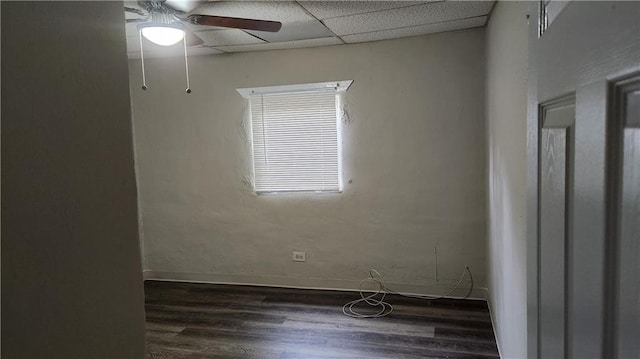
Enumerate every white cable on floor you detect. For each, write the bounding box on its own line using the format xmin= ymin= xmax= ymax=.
xmin=342 ymin=267 xmax=474 ymax=319
xmin=342 ymin=269 xmax=394 ymax=318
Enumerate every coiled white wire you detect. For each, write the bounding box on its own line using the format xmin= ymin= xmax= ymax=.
xmin=342 ymin=267 xmax=474 ymax=319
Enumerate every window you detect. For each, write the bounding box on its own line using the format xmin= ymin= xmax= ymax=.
xmin=237 ymin=81 xmax=352 ymax=194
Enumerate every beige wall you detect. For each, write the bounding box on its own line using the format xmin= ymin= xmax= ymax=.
xmin=486 ymin=1 xmax=529 ymax=357
xmin=1 ymin=2 xmax=146 ymax=358
xmin=130 ymin=29 xmax=487 ymax=295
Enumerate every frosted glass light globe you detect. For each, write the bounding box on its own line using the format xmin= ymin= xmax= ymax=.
xmin=141 ymin=26 xmax=184 ymax=46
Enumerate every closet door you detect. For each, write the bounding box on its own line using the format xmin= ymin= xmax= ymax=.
xmin=528 ymin=2 xmax=640 ymax=358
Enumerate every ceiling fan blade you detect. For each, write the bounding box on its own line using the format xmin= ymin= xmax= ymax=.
xmin=187 ymin=15 xmax=282 ymax=32
xmin=126 ymin=18 xmax=149 ymax=23
xmin=185 ymin=30 xmax=205 ymax=47
xmin=124 ymin=6 xmax=146 ymax=16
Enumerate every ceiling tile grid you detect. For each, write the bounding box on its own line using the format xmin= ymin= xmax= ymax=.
xmin=322 ymin=1 xmax=493 ymax=36
xmin=298 ymin=1 xmax=436 ymax=20
xmin=245 ymin=20 xmax=335 ymax=43
xmin=195 ymin=1 xmax=315 ymax=23
xmin=124 ymin=1 xmax=494 ymax=59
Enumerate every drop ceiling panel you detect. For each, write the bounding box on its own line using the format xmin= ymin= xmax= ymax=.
xmin=193 ymin=29 xmax=265 ymax=46
xmin=194 ymin=1 xmax=314 ymax=23
xmin=215 ymin=37 xmax=342 ymax=53
xmin=246 ymin=20 xmax=335 ymax=43
xmin=123 ymin=1 xmax=495 ymax=56
xmin=299 ymin=1 xmax=435 ymax=20
xmin=323 ymin=0 xmax=493 ymax=35
xmin=342 ymin=16 xmax=486 ymax=43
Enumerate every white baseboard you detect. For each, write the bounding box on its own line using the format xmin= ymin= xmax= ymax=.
xmin=142 ymin=270 xmax=489 ymax=301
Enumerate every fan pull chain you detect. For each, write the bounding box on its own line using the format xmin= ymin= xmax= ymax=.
xmin=183 ymin=37 xmax=191 ymax=94
xmin=139 ymin=30 xmax=148 ymax=91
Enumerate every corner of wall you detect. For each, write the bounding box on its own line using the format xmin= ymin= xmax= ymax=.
xmin=485 ymin=1 xmax=530 ymax=358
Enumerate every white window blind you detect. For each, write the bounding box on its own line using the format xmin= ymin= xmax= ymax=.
xmin=250 ymin=90 xmax=340 ymax=193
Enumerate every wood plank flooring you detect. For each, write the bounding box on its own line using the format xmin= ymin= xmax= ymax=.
xmin=144 ymin=281 xmax=499 ymax=359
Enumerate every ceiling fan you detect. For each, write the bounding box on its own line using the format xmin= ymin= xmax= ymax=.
xmin=125 ymin=0 xmax=282 ymax=47
xmin=126 ymin=0 xmax=282 ymax=93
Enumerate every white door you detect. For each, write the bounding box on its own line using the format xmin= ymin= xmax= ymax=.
xmin=528 ymin=2 xmax=640 ymax=358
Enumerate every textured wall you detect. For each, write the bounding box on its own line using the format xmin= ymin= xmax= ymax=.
xmin=485 ymin=1 xmax=529 ymax=357
xmin=1 ymin=2 xmax=146 ymax=358
xmin=130 ymin=28 xmax=487 ymax=295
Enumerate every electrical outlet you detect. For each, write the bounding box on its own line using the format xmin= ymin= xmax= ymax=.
xmin=292 ymin=251 xmax=306 ymax=262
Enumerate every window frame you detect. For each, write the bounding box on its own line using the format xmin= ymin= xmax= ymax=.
xmin=237 ymin=80 xmax=352 ymax=195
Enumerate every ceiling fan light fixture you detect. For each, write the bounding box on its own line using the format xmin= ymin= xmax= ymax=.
xmin=139 ymin=24 xmax=185 ymax=46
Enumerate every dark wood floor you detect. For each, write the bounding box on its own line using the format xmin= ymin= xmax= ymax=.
xmin=144 ymin=280 xmax=499 ymax=359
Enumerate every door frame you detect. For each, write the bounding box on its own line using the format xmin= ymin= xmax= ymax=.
xmin=526 ymin=3 xmax=541 ymax=358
